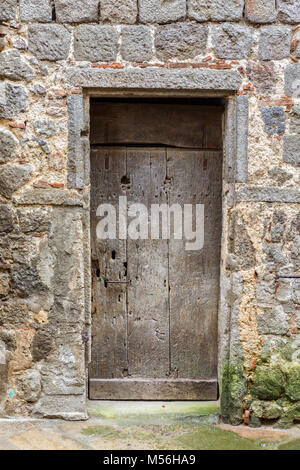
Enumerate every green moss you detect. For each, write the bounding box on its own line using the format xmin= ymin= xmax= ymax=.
xmin=220 ymin=358 xmax=247 ymax=425
xmin=286 ymin=366 xmax=300 ymax=401
xmin=251 ymin=400 xmax=283 ymax=420
xmin=81 ymin=425 xmax=115 ymax=436
xmin=251 ymin=366 xmax=285 ymax=400
xmin=278 ymin=438 xmax=300 ymax=450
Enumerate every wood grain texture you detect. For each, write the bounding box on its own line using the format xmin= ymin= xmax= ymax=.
xmin=89 ymin=378 xmax=218 ymax=400
xmin=90 ymin=102 xmax=223 ymax=149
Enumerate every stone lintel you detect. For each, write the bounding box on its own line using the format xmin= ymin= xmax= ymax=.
xmin=236 ymin=186 xmax=300 ymax=203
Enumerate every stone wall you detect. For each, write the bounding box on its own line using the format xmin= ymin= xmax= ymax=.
xmin=0 ymin=0 xmax=299 ymax=425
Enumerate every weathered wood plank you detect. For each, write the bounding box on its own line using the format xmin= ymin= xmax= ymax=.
xmin=126 ymin=148 xmax=170 ymax=378
xmin=89 ymin=147 xmax=128 ymax=379
xmin=89 ymin=378 xmax=218 ymax=400
xmin=168 ymin=149 xmax=222 ymax=379
xmin=90 ymin=102 xmax=223 ymax=149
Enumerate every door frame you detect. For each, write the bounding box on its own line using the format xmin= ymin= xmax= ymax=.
xmin=66 ymin=68 xmax=248 ymax=414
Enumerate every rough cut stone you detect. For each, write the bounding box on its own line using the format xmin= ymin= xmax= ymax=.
xmin=101 ymin=0 xmax=137 ymax=24
xmin=66 ymin=67 xmax=242 ymax=91
xmin=0 ymin=83 xmax=28 ymax=119
xmin=20 ymin=0 xmax=52 ymax=22
xmin=0 ymin=164 xmax=32 ymax=199
xmin=236 ymin=95 xmax=249 ymax=183
xmin=188 ymin=0 xmax=244 ymax=22
xmin=245 ymin=0 xmax=276 ymax=23
xmin=290 ymin=105 xmax=300 ymax=134
xmin=28 ymin=24 xmax=71 ymax=61
xmin=155 ymin=24 xmax=208 ymax=61
xmin=246 ymin=60 xmax=276 ymax=94
xmin=260 ymin=106 xmax=286 ymax=135
xmin=55 ymin=0 xmax=99 ymax=23
xmin=258 ymin=26 xmax=292 ymax=60
xmin=257 ymin=306 xmax=290 ymax=335
xmin=0 ymin=128 xmax=18 ymax=163
xmin=0 ymin=50 xmax=34 ymax=82
xmin=74 ymin=25 xmax=119 ymax=62
xmin=0 ymin=205 xmax=14 ymax=232
xmin=33 ymin=394 xmax=87 ymax=420
xmin=283 ymin=135 xmax=300 ymax=167
xmin=251 ymin=365 xmax=285 ymax=400
xmin=13 ymin=188 xmax=84 ymax=206
xmin=236 ymin=186 xmax=300 ymax=203
xmin=139 ymin=0 xmax=186 ymax=24
xmin=67 ymin=94 xmax=84 ymax=189
xmin=33 ymin=119 xmax=57 ymax=138
xmin=0 ymin=0 xmax=17 ymax=21
xmin=268 ymin=166 xmax=292 ymax=184
xmin=121 ymin=26 xmax=152 ymax=62
xmin=19 ymin=369 xmax=41 ymax=403
xmin=212 ymin=24 xmax=253 ymax=59
xmin=285 ymin=64 xmax=300 ymax=97
xmin=278 ymin=0 xmax=300 ymax=24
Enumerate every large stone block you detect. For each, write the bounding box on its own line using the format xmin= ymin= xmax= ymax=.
xmin=246 ymin=60 xmax=276 ymax=94
xmin=0 ymin=50 xmax=34 ymax=82
xmin=33 ymin=394 xmax=88 ymax=420
xmin=19 ymin=369 xmax=41 ymax=403
xmin=0 ymin=164 xmax=32 ymax=199
xmin=121 ymin=26 xmax=152 ymax=62
xmin=0 ymin=205 xmax=14 ymax=232
xmin=0 ymin=0 xmax=17 ymax=21
xmin=278 ymin=0 xmax=300 ymax=24
xmin=139 ymin=0 xmax=186 ymax=24
xmin=251 ymin=365 xmax=285 ymax=400
xmin=20 ymin=0 xmax=52 ymax=22
xmin=245 ymin=0 xmax=276 ymax=23
xmin=290 ymin=105 xmax=300 ymax=134
xmin=285 ymin=64 xmax=300 ymax=97
xmin=0 ymin=128 xmax=18 ymax=163
xmin=260 ymin=106 xmax=286 ymax=135
xmin=212 ymin=24 xmax=253 ymax=59
xmin=55 ymin=0 xmax=99 ymax=23
xmin=33 ymin=119 xmax=57 ymax=138
xmin=283 ymin=135 xmax=300 ymax=167
xmin=0 ymin=83 xmax=28 ymax=119
xmin=257 ymin=306 xmax=290 ymax=335
xmin=155 ymin=23 xmax=208 ymax=61
xmin=74 ymin=25 xmax=119 ymax=62
xmin=28 ymin=24 xmax=71 ymax=61
xmin=236 ymin=186 xmax=300 ymax=203
xmin=259 ymin=26 xmax=292 ymax=60
xmin=286 ymin=367 xmax=300 ymax=401
xmin=101 ymin=0 xmax=137 ymax=24
xmin=188 ymin=0 xmax=244 ymax=22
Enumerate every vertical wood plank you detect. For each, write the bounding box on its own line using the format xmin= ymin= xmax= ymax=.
xmin=126 ymin=148 xmax=170 ymax=378
xmin=168 ymin=149 xmax=222 ymax=379
xmin=90 ymin=147 xmax=128 ymax=379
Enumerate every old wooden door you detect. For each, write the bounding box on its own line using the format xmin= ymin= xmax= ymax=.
xmin=89 ymin=100 xmax=223 ymax=400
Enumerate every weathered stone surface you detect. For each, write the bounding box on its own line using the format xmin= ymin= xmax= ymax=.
xmin=268 ymin=166 xmax=292 ymax=184
xmin=139 ymin=0 xmax=186 ymax=24
xmin=257 ymin=306 xmax=290 ymax=335
xmin=236 ymin=95 xmax=249 ymax=183
xmin=286 ymin=368 xmax=300 ymax=401
xmin=155 ymin=24 xmax=208 ymax=61
xmin=228 ymin=211 xmax=256 ymax=270
xmin=0 ymin=274 xmax=10 ymax=297
xmin=278 ymin=0 xmax=300 ymax=24
xmin=20 ymin=0 xmax=52 ymax=22
xmin=55 ymin=0 xmax=99 ymax=23
xmin=33 ymin=119 xmax=57 ymax=138
xmin=259 ymin=26 xmax=292 ymax=60
xmin=17 ymin=208 xmax=51 ymax=233
xmin=245 ymin=0 xmax=276 ymax=23
xmin=12 ymin=263 xmax=46 ymax=296
xmin=283 ymin=135 xmax=300 ymax=167
xmin=236 ymin=186 xmax=300 ymax=203
xmin=13 ymin=189 xmax=84 ymax=206
xmin=121 ymin=26 xmax=152 ymax=62
xmin=188 ymin=0 xmax=244 ymax=21
xmin=101 ymin=0 xmax=137 ymax=24
xmin=285 ymin=64 xmax=300 ymax=97
xmin=67 ymin=67 xmax=242 ymax=91
xmin=74 ymin=25 xmax=119 ymax=62
xmin=33 ymin=395 xmax=88 ymax=420
xmin=0 ymin=129 xmax=18 ymax=163
xmin=212 ymin=24 xmax=253 ymax=59
xmin=246 ymin=60 xmax=276 ymax=94
xmin=290 ymin=105 xmax=300 ymax=134
xmin=251 ymin=400 xmax=283 ymax=419
xmin=67 ymin=94 xmax=84 ymax=189
xmin=0 ymin=50 xmax=34 ymax=82
xmin=251 ymin=366 xmax=285 ymax=400
xmin=28 ymin=24 xmax=71 ymax=61
xmin=0 ymin=83 xmax=28 ymax=119
xmin=0 ymin=205 xmax=14 ymax=232
xmin=260 ymin=106 xmax=286 ymax=135
xmin=0 ymin=164 xmax=32 ymax=199
xmin=19 ymin=369 xmax=41 ymax=403
xmin=0 ymin=0 xmax=17 ymax=21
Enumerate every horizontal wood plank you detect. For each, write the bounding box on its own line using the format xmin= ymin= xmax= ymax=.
xmin=89 ymin=378 xmax=218 ymax=401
